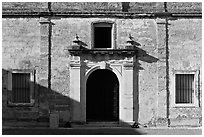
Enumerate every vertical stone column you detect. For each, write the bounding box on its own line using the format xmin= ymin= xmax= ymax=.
xmin=156 ymin=18 xmax=169 ymax=126
xmin=121 ymin=61 xmax=134 ymax=123
xmin=39 ymin=17 xmax=54 ymax=116
xmin=39 ymin=17 xmax=49 ymax=88
xmin=39 ymin=17 xmax=50 ymax=117
xmin=70 ymin=56 xmax=84 ymax=122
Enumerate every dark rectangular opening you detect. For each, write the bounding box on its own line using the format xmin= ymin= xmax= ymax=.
xmin=12 ymin=73 xmax=30 ymax=103
xmin=175 ymin=74 xmax=194 ymax=104
xmin=94 ymin=27 xmax=112 ymax=48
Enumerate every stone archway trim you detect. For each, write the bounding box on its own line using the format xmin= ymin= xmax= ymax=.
xmin=84 ymin=64 xmax=123 ymax=122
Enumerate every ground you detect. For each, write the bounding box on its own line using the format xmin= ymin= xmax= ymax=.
xmin=2 ymin=127 xmax=202 ymax=135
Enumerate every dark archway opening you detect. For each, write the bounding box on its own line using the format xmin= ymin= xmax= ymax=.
xmin=86 ymin=69 xmax=119 ymax=122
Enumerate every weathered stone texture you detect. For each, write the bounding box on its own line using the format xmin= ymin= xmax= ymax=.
xmin=169 ymin=19 xmax=202 ymax=71
xmin=2 ymin=2 xmax=202 ymax=127
xmin=52 ymin=2 xmax=122 ymax=12
xmin=117 ymin=19 xmax=157 ymax=49
xmin=2 ymin=18 xmax=41 ymax=70
xmin=2 ymin=2 xmax=201 ymax=15
xmin=2 ymin=18 xmax=42 ymax=122
xmin=156 ymin=19 xmax=168 ymax=123
xmin=52 ymin=18 xmax=92 ymax=49
xmin=168 ymin=19 xmax=202 ymax=126
xmin=167 ymin=2 xmax=202 ymax=13
xmin=2 ymin=2 xmax=48 ymax=12
xmin=51 ymin=17 xmax=159 ymax=124
xmin=128 ymin=2 xmax=164 ymax=13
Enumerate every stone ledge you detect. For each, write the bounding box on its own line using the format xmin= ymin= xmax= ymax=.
xmin=68 ymin=49 xmax=138 ymax=56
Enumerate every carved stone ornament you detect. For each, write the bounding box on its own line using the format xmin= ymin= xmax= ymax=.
xmin=99 ymin=61 xmax=108 ymax=69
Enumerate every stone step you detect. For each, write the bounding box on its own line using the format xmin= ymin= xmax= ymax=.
xmin=71 ymin=122 xmax=127 ymax=128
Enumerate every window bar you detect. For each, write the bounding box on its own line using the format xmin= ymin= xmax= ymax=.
xmin=182 ymin=74 xmax=184 ymax=103
xmin=181 ymin=74 xmax=183 ymax=103
xmin=183 ymin=74 xmax=186 ymax=103
xmin=16 ymin=74 xmax=18 ymax=103
xmin=187 ymin=74 xmax=189 ymax=103
xmin=12 ymin=75 xmax=14 ymax=102
xmin=25 ymin=74 xmax=27 ymax=103
xmin=190 ymin=75 xmax=193 ymax=103
xmin=16 ymin=75 xmax=19 ymax=103
xmin=180 ymin=74 xmax=182 ymax=103
xmin=176 ymin=75 xmax=178 ymax=103
xmin=24 ymin=74 xmax=26 ymax=103
xmin=23 ymin=74 xmax=26 ymax=103
xmin=184 ymin=74 xmax=186 ymax=103
xmin=17 ymin=74 xmax=20 ymax=103
xmin=183 ymin=75 xmax=185 ymax=103
xmin=183 ymin=74 xmax=185 ymax=103
xmin=178 ymin=74 xmax=180 ymax=103
xmin=176 ymin=75 xmax=179 ymax=103
xmin=11 ymin=76 xmax=13 ymax=102
xmin=16 ymin=75 xmax=18 ymax=103
xmin=20 ymin=74 xmax=22 ymax=103
xmin=186 ymin=75 xmax=189 ymax=103
xmin=189 ymin=75 xmax=191 ymax=103
xmin=12 ymin=75 xmax=15 ymax=103
xmin=186 ymin=74 xmax=188 ymax=103
xmin=26 ymin=74 xmax=30 ymax=103
xmin=20 ymin=74 xmax=23 ymax=103
xmin=190 ymin=75 xmax=192 ymax=103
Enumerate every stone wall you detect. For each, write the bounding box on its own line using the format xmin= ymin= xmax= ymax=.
xmin=2 ymin=2 xmax=202 ymax=127
xmin=168 ymin=19 xmax=202 ymax=126
xmin=1 ymin=16 xmax=160 ymax=126
xmin=2 ymin=2 xmax=48 ymax=12
xmin=2 ymin=18 xmax=41 ymax=121
xmin=2 ymin=17 xmax=72 ymax=126
xmin=2 ymin=2 xmax=201 ymax=14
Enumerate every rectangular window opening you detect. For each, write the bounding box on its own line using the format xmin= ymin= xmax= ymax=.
xmin=175 ymin=74 xmax=194 ymax=104
xmin=12 ymin=73 xmax=31 ymax=103
xmin=94 ymin=26 xmax=112 ymax=48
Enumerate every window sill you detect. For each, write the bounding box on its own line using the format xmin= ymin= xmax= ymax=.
xmin=172 ymin=104 xmax=198 ymax=108
xmin=7 ymin=100 xmax=34 ymax=107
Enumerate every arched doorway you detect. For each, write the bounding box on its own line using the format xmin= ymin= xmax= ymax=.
xmin=86 ymin=69 xmax=119 ymax=122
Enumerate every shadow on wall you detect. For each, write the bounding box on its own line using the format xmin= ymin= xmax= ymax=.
xmin=136 ymin=46 xmax=159 ymax=63
xmin=2 ymin=38 xmax=158 ymax=134
xmin=73 ymin=45 xmax=159 ymax=66
xmin=2 ymin=68 xmax=147 ymax=135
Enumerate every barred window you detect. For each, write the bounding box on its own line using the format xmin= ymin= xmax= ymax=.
xmin=175 ymin=74 xmax=194 ymax=104
xmin=12 ymin=73 xmax=30 ymax=103
xmin=7 ymin=69 xmax=35 ymax=106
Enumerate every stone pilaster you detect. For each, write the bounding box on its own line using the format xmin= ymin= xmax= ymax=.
xmin=39 ymin=17 xmax=50 ymax=87
xmin=121 ymin=60 xmax=134 ymax=123
xmin=156 ymin=18 xmax=169 ymax=126
xmin=69 ymin=56 xmax=85 ymax=122
xmin=39 ymin=17 xmax=54 ymax=115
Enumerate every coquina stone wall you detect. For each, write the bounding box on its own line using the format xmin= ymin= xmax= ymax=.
xmin=2 ymin=2 xmax=202 ymax=127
